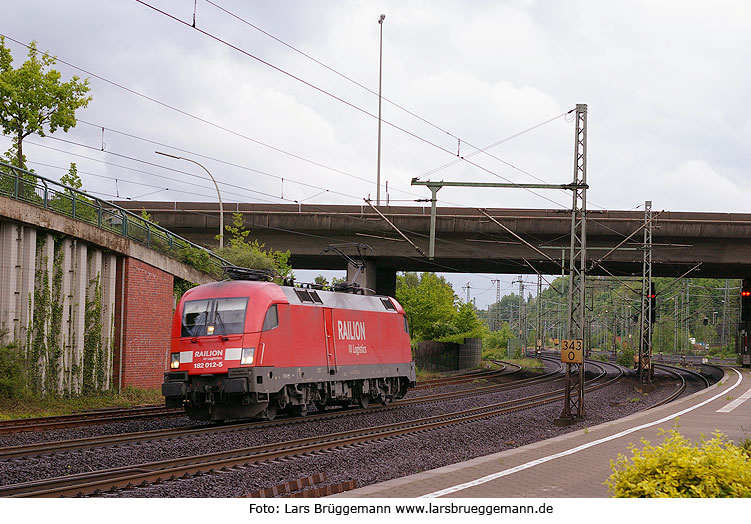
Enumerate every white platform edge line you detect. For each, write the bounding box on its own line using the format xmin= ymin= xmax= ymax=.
xmin=716 ymin=386 xmax=751 ymax=413
xmin=421 ymin=369 xmax=744 ymax=498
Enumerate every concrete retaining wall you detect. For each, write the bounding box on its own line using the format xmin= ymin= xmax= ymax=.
xmin=0 ymin=223 xmax=118 ymax=394
xmin=0 ymin=218 xmax=183 ymax=394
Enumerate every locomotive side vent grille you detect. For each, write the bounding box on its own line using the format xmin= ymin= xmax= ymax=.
xmin=309 ymin=291 xmax=323 ymax=304
xmin=381 ymin=298 xmax=396 ymax=311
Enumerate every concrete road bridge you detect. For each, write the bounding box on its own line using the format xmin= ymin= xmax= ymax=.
xmin=119 ymin=201 xmax=751 ymax=295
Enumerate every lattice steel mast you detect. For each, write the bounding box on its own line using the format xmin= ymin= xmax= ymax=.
xmin=638 ymin=201 xmax=653 ymax=384
xmin=536 ymin=273 xmax=543 ymax=355
xmin=556 ymin=103 xmax=588 ymax=424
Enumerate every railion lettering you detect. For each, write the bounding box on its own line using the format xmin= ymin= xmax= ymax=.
xmin=194 ymin=349 xmax=223 ymax=358
xmin=337 ymin=320 xmax=366 ymax=341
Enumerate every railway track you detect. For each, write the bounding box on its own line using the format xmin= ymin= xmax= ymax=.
xmin=0 ymin=363 xmax=518 ymax=435
xmin=1 ymin=360 xmax=621 ymax=497
xmin=650 ymin=363 xmax=711 ymax=408
xmin=413 ymin=362 xmax=519 ymax=389
xmin=0 ymin=360 xmax=562 ymax=460
xmin=0 ymin=406 xmax=182 ymax=435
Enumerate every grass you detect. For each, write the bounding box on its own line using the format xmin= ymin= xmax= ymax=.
xmin=415 ymin=369 xmax=447 ymax=381
xmin=503 ymin=357 xmax=545 ymax=373
xmin=0 ymin=387 xmax=163 ymax=420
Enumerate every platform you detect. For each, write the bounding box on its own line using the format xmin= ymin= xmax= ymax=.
xmin=339 ymin=367 xmax=751 ymax=498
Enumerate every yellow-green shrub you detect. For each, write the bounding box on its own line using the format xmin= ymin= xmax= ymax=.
xmin=606 ymin=428 xmax=751 ymax=497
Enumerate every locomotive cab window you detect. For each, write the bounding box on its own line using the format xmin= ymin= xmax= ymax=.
xmin=262 ymin=304 xmax=279 ymax=331
xmin=182 ymin=299 xmax=211 ymax=337
xmin=214 ymin=298 xmax=248 ymax=335
xmin=181 ymin=297 xmax=249 ymax=337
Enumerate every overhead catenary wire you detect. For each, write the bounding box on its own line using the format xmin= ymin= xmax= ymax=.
xmin=0 ymin=34 xmax=567 ymax=211
xmin=0 ymin=29 xmax=608 ymax=295
xmin=7 ymin=126 xmax=641 ymax=304
xmin=8 ymin=135 xmax=540 ymax=285
xmin=130 ymin=3 xmax=579 ymax=209
xmin=205 ymin=0 xmax=576 ymax=199
xmin=4 ymin=132 xmax=553 ymax=283
xmin=0 ymin=33 xmax=587 ymax=216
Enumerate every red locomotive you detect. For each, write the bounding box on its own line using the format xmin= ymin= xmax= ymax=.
xmin=162 ymin=278 xmax=416 ymax=421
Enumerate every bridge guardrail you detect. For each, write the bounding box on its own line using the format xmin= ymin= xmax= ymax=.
xmin=0 ymin=161 xmax=229 ymax=278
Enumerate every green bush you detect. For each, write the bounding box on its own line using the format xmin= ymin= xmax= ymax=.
xmin=214 ymin=213 xmax=292 ymax=281
xmin=179 ymin=246 xmax=218 ymax=276
xmin=483 ymin=323 xmax=514 ymax=350
xmin=616 ymin=346 xmax=635 ymax=367
xmin=435 ymin=326 xmax=488 ymax=345
xmin=606 ymin=428 xmax=751 ymax=497
xmin=0 ymin=344 xmax=28 ymax=398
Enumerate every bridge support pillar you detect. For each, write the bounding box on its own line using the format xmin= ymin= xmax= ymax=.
xmin=0 ymin=223 xmax=37 ymax=347
xmin=114 ymin=257 xmax=174 ymax=391
xmin=346 ymin=261 xmax=396 ymax=297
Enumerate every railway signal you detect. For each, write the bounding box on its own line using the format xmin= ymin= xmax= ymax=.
xmin=742 ymin=279 xmax=751 ymax=322
xmin=740 ymin=279 xmax=751 ymax=367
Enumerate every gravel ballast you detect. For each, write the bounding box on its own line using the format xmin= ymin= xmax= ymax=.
xmin=0 ymin=363 xmax=710 ymax=496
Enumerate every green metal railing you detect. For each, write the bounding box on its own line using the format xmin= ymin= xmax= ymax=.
xmin=0 ymin=161 xmax=229 ymax=277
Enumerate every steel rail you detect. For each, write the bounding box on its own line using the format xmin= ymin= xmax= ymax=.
xmin=0 ymin=406 xmax=181 ymax=435
xmin=649 ymin=363 xmax=711 ymax=409
xmin=2 ymin=361 xmax=621 ymax=497
xmin=414 ymin=363 xmax=515 ymax=389
xmin=649 ymin=365 xmax=687 ymax=409
xmin=0 ymin=362 xmax=562 ymax=460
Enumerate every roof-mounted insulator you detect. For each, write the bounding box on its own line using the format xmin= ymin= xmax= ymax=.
xmin=223 ymin=266 xmax=275 ymax=281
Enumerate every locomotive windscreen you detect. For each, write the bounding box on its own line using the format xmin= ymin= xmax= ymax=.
xmin=181 ymin=297 xmax=249 ymax=337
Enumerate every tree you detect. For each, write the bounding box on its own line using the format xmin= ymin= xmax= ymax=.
xmin=454 ymin=301 xmax=482 ymax=334
xmin=0 ymin=38 xmax=91 ymax=170
xmin=396 ymin=272 xmax=459 ymax=341
xmin=60 ymin=162 xmax=83 ymax=190
xmin=216 ymin=213 xmax=291 ymax=279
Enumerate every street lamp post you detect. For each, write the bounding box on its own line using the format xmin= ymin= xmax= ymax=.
xmin=376 ymin=13 xmax=386 ymax=206
xmin=155 ymin=151 xmax=224 ymax=248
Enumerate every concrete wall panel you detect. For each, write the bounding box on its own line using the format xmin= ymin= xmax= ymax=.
xmin=18 ymin=226 xmax=37 ymax=349
xmin=101 ymin=253 xmax=117 ymax=390
xmin=0 ymin=222 xmax=20 ymax=343
xmin=59 ymin=238 xmax=74 ymax=393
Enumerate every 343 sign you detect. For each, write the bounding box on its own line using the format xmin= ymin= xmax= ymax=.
xmin=560 ymin=339 xmax=583 ymax=364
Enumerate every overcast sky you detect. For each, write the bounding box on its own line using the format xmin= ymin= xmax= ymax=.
xmin=2 ymin=1 xmax=750 ymax=306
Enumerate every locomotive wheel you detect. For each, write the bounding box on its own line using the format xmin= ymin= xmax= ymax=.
xmin=380 ymin=395 xmax=392 ymax=406
xmin=398 ymin=379 xmax=409 ymax=398
xmin=263 ymin=402 xmax=278 ymax=421
xmin=358 ymin=393 xmax=370 ymax=409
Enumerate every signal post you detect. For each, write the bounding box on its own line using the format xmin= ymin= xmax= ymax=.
xmin=741 ymin=279 xmax=751 ymax=368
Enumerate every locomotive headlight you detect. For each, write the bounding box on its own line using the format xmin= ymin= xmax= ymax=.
xmin=241 ymin=347 xmax=255 ymax=365
xmin=170 ymin=352 xmax=180 ymax=369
